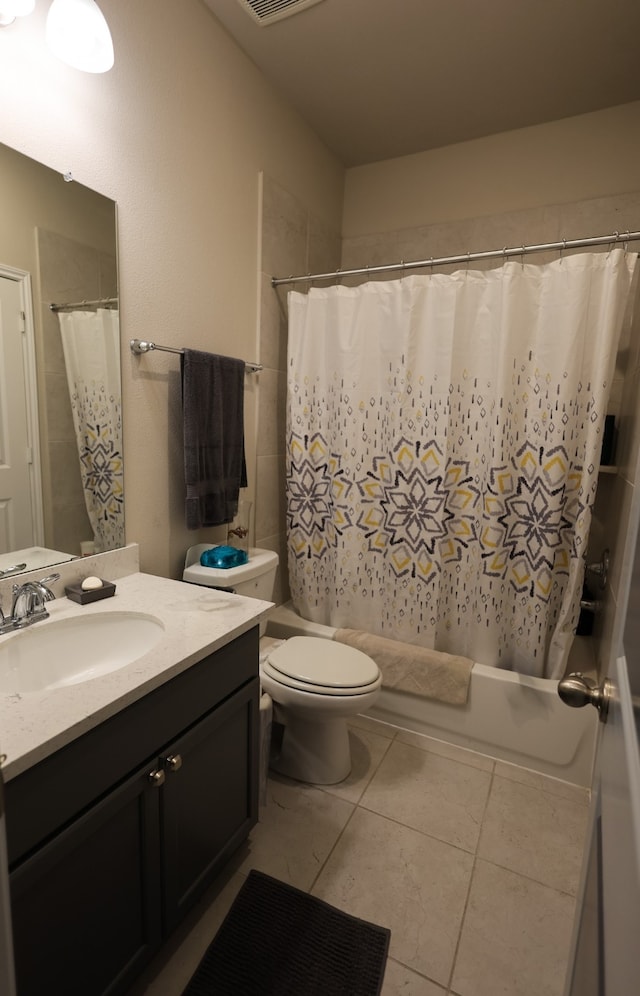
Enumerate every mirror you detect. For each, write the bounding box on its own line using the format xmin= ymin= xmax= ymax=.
xmin=0 ymin=142 xmax=123 ymax=578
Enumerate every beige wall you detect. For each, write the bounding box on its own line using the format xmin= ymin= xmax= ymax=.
xmin=0 ymin=0 xmax=343 ymax=580
xmin=343 ymin=102 xmax=640 ymax=238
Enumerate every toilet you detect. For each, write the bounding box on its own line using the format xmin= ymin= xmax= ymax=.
xmin=183 ymin=545 xmax=381 ymax=784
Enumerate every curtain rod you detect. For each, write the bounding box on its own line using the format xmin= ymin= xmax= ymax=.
xmin=130 ymin=339 xmax=263 ymax=373
xmin=50 ymin=296 xmax=118 ymax=312
xmin=271 ymin=231 xmax=640 ymax=287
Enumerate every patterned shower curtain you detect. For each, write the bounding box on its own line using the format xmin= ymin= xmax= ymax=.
xmin=59 ymin=309 xmax=124 ymax=552
xmin=286 ymin=250 xmax=636 ymax=679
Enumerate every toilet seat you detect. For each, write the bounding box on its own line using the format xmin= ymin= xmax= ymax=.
xmin=263 ymin=636 xmax=380 ymax=697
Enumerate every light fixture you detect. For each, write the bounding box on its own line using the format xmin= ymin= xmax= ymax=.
xmin=46 ymin=0 xmax=114 ymax=73
xmin=0 ymin=0 xmax=35 ymax=27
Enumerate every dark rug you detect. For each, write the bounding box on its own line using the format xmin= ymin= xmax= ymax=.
xmin=182 ymin=870 xmax=391 ymax=995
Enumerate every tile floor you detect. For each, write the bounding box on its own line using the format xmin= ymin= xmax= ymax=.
xmin=129 ymin=714 xmax=590 ymax=996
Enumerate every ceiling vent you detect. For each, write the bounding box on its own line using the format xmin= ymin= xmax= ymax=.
xmin=235 ymin=0 xmax=326 ymax=27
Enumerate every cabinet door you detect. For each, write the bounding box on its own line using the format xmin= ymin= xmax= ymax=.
xmin=161 ymin=676 xmax=259 ymax=932
xmin=10 ymin=761 xmax=162 ymax=996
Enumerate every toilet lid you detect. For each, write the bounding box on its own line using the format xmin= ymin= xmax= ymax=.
xmin=266 ymin=636 xmax=379 ymax=689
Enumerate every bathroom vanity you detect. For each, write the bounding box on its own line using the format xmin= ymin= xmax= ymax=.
xmin=0 ymin=571 xmax=271 ymax=996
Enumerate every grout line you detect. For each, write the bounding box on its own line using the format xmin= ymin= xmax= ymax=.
xmin=445 ymin=760 xmax=497 ymax=992
xmin=306 ymin=799 xmax=360 ymax=895
xmin=307 ymin=727 xmax=398 ymax=893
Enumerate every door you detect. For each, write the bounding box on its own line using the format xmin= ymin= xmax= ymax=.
xmin=161 ymin=677 xmax=260 ymax=932
xmin=9 ymin=761 xmax=162 ymax=996
xmin=564 ymin=535 xmax=640 ymax=994
xmin=0 ymin=768 xmax=16 ymax=996
xmin=0 ymin=270 xmax=39 ymax=553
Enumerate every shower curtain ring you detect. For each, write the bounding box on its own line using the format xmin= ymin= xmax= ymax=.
xmin=624 ymin=230 xmax=630 ymax=253
xmin=609 ymin=231 xmax=619 ymax=255
xmin=560 ymin=238 xmax=567 ymax=263
xmin=521 ymin=245 xmax=526 ymax=268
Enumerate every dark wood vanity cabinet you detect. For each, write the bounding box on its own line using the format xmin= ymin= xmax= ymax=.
xmin=5 ymin=626 xmax=260 ymax=996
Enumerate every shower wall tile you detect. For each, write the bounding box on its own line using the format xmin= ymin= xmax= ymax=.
xmin=307 ymin=213 xmax=342 ymax=276
xmin=259 ymin=273 xmax=287 ymax=372
xmin=556 ymin=191 xmax=640 ymax=243
xmin=54 ymin=501 xmax=93 ymax=555
xmin=37 ymin=228 xmax=101 ymax=303
xmin=255 ymin=453 xmax=286 ymax=541
xmin=258 ymin=528 xmax=290 ymax=606
xmin=256 ymin=367 xmax=286 ymax=457
xmin=49 ymin=440 xmax=84 ymax=506
xmin=45 ymin=371 xmax=75 ymax=440
xmin=98 ymin=250 xmax=118 ymax=299
xmin=261 ymin=176 xmax=308 ymax=279
xmin=40 ymin=306 xmax=67 ymax=376
xmin=341 ymin=193 xmax=640 ymax=281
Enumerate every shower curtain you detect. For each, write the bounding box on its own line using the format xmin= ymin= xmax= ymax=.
xmin=286 ymin=249 xmax=636 ymax=679
xmin=59 ymin=309 xmax=124 ymax=552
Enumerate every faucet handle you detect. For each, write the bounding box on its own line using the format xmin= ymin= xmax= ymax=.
xmin=586 ymin=549 xmax=609 ymax=590
xmin=10 ymin=572 xmax=60 ymax=624
xmin=35 ymin=574 xmax=60 ymax=600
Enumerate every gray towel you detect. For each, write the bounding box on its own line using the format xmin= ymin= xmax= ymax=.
xmin=181 ymin=348 xmax=247 ymax=528
xmin=334 ymin=629 xmax=473 ymax=705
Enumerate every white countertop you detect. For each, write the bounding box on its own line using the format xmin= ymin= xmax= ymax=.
xmin=0 ymin=572 xmax=272 ymax=781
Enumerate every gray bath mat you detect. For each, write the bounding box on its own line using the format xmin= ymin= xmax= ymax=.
xmin=181 ymin=869 xmax=390 ymax=995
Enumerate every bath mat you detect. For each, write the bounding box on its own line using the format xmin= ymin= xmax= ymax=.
xmin=181 ymin=869 xmax=391 ymax=996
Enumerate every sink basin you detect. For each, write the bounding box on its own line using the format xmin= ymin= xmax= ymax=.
xmin=0 ymin=611 xmax=165 ymax=694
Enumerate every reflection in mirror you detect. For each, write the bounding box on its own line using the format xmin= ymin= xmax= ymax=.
xmin=0 ymin=143 xmax=123 ymax=578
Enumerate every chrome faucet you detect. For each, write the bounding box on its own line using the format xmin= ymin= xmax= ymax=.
xmin=0 ymin=573 xmax=60 ymax=633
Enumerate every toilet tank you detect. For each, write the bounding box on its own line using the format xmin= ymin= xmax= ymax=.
xmin=183 ymin=546 xmax=279 ymax=601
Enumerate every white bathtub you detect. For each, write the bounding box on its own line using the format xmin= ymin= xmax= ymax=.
xmin=266 ymin=602 xmax=598 ymax=787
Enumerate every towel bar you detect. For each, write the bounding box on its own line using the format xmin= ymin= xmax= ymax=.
xmin=130 ymin=339 xmax=262 ymax=372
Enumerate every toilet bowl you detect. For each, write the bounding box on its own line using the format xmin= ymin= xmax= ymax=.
xmin=261 ymin=636 xmax=381 ymax=784
xmin=183 ymin=546 xmax=381 ymax=784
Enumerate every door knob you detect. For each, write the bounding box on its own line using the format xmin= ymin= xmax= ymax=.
xmin=557 ymin=672 xmax=611 ymax=722
xmin=148 ymin=768 xmax=165 ymax=787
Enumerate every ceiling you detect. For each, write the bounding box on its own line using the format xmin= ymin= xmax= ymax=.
xmin=206 ymin=0 xmax=640 ymax=167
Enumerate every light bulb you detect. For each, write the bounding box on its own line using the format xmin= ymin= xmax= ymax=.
xmin=0 ymin=0 xmax=35 ymax=25
xmin=46 ymin=0 xmax=114 ymax=73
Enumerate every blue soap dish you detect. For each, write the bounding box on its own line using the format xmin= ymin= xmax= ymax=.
xmin=200 ymin=546 xmax=249 ymax=569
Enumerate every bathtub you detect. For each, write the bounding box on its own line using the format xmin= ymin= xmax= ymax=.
xmin=265 ymin=602 xmax=598 ymax=787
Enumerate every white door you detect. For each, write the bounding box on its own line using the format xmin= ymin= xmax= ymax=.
xmin=0 ymin=272 xmax=37 ymax=554
xmin=565 ymin=532 xmax=640 ymax=994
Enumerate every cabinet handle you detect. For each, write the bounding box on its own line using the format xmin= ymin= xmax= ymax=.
xmin=148 ymin=768 xmax=165 ymax=787
xmin=164 ymin=753 xmax=183 ymax=773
